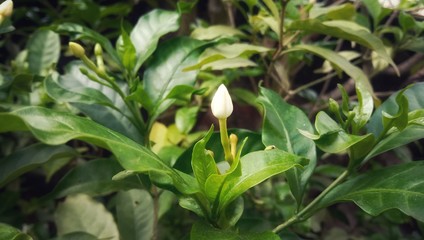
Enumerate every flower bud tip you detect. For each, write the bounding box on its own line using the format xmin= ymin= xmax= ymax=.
xmin=211 ymin=84 xmax=233 ymax=119
xmin=69 ymin=42 xmax=85 ymax=58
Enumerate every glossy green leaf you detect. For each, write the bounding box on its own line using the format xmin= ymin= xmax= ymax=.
xmin=313 ymin=161 xmax=424 ymax=222
xmin=365 ymin=110 xmax=424 ymax=161
xmin=258 ymin=87 xmax=316 ymax=206
xmin=184 ymin=43 xmax=270 ymax=71
xmin=116 ymin=189 xmax=154 ymax=240
xmin=51 ymin=232 xmax=98 ymax=240
xmin=288 ymin=19 xmax=398 ymax=74
xmin=143 ymin=37 xmax=204 ymax=119
xmin=0 ymin=143 xmax=76 ymax=188
xmin=285 ymin=44 xmax=374 ymax=130
xmin=191 ymin=25 xmax=246 ymax=40
xmin=52 ymin=23 xmax=121 ymax=66
xmin=116 ymin=26 xmax=136 ymax=74
xmin=310 ymin=3 xmax=356 ymax=20
xmin=27 ymin=29 xmax=60 ymax=76
xmin=218 ymin=149 xmax=305 ymax=212
xmin=176 ymin=106 xmax=199 ymax=134
xmin=0 ymin=107 xmax=196 ymax=195
xmin=200 ymin=58 xmax=257 ymax=71
xmin=0 ymin=223 xmax=33 ymax=240
xmin=42 ymin=159 xmax=141 ymax=200
xmin=190 ymin=221 xmax=280 ymax=240
xmin=368 ymin=83 xmax=424 ymax=137
xmin=45 ymin=61 xmax=143 ymax=143
xmin=361 ymin=0 xmax=391 ymax=27
xmin=130 ymin=9 xmax=180 ymax=74
xmin=55 ymin=194 xmax=119 ymax=240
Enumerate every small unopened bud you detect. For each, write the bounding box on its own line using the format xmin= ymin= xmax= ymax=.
xmin=69 ymin=42 xmax=85 ymax=58
xmin=0 ymin=0 xmax=13 ymax=17
xmin=94 ymin=43 xmax=103 ymax=56
xmin=230 ymin=134 xmax=238 ymax=159
xmin=211 ymin=84 xmax=233 ymax=119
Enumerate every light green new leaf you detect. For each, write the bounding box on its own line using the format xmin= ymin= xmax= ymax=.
xmin=176 ymin=106 xmax=199 ymax=134
xmin=43 ymin=159 xmax=141 ymax=200
xmin=27 ymin=29 xmax=60 ymax=76
xmin=45 ymin=62 xmax=143 ymax=143
xmin=184 ymin=43 xmax=270 ymax=71
xmin=52 ymin=23 xmax=121 ymax=66
xmin=0 ymin=223 xmax=33 ymax=240
xmin=0 ymin=107 xmax=196 ymax=195
xmin=130 ymin=9 xmax=180 ymax=74
xmin=218 ymin=149 xmax=305 ymax=212
xmin=258 ymin=87 xmax=316 ymax=206
xmin=55 ymin=194 xmax=119 ymax=240
xmin=192 ymin=126 xmax=219 ymax=193
xmin=288 ymin=19 xmax=398 ymax=74
xmin=116 ymin=189 xmax=154 ymax=240
xmin=143 ymin=37 xmax=205 ymax=119
xmin=190 ymin=221 xmax=280 ymax=240
xmin=0 ymin=143 xmax=77 ymax=188
xmin=191 ymin=25 xmax=246 ymax=40
xmin=368 ymin=82 xmax=424 ymax=137
xmin=312 ymin=161 xmax=424 ymax=222
xmin=285 ymin=44 xmax=374 ymax=129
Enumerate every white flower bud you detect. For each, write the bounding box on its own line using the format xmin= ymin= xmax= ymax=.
xmin=211 ymin=84 xmax=233 ymax=119
xmin=0 ymin=0 xmax=13 ymax=17
xmin=69 ymin=42 xmax=86 ymax=58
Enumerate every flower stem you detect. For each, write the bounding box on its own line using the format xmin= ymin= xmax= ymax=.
xmin=272 ymin=170 xmax=349 ymax=233
xmin=219 ymin=118 xmax=233 ymax=164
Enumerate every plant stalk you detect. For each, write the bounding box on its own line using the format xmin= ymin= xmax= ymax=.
xmin=272 ymin=170 xmax=349 ymax=233
xmin=219 ymin=118 xmax=233 ymax=164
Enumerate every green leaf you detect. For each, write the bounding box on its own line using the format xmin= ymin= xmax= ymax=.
xmin=116 ymin=189 xmax=154 ymax=240
xmin=45 ymin=62 xmax=143 ymax=144
xmin=184 ymin=43 xmax=270 ymax=71
xmin=368 ymin=83 xmax=424 ymax=137
xmin=116 ymin=25 xmax=137 ymax=74
xmin=0 ymin=107 xmax=196 ymax=195
xmin=192 ymin=126 xmax=219 ymax=194
xmin=288 ymin=19 xmax=398 ymax=74
xmin=0 ymin=143 xmax=77 ymax=188
xmin=313 ymin=161 xmax=424 ymax=222
xmin=365 ymin=110 xmax=424 ymax=161
xmin=191 ymin=25 xmax=246 ymax=40
xmin=258 ymin=87 xmax=316 ymax=206
xmin=309 ymin=3 xmax=356 ymax=20
xmin=0 ymin=223 xmax=33 ymax=240
xmin=143 ymin=37 xmax=205 ymax=119
xmin=218 ymin=149 xmax=305 ymax=212
xmin=130 ymin=9 xmax=180 ymax=74
xmin=176 ymin=106 xmax=199 ymax=134
xmin=199 ymin=58 xmax=257 ymax=71
xmin=42 ymin=159 xmax=141 ymax=200
xmin=55 ymin=194 xmax=119 ymax=240
xmin=190 ymin=221 xmax=280 ymax=240
xmin=52 ymin=23 xmax=121 ymax=66
xmin=51 ymin=232 xmax=98 ymax=240
xmin=361 ymin=0 xmax=391 ymax=27
xmin=285 ymin=44 xmax=374 ymax=130
xmin=27 ymin=29 xmax=60 ymax=76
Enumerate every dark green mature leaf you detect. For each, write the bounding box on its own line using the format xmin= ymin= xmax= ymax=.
xmin=42 ymin=159 xmax=141 ymax=200
xmin=258 ymin=87 xmax=316 ymax=206
xmin=143 ymin=37 xmax=205 ymax=120
xmin=52 ymin=23 xmax=121 ymax=66
xmin=0 ymin=223 xmax=33 ymax=240
xmin=0 ymin=143 xmax=76 ymax=188
xmin=0 ymin=107 xmax=196 ymax=195
xmin=368 ymin=82 xmax=424 ymax=136
xmin=288 ymin=19 xmax=398 ymax=74
xmin=218 ymin=149 xmax=305 ymax=212
xmin=130 ymin=9 xmax=180 ymax=74
xmin=55 ymin=194 xmax=119 ymax=239
xmin=45 ymin=62 xmax=143 ymax=143
xmin=27 ymin=29 xmax=60 ymax=76
xmin=190 ymin=221 xmax=280 ymax=240
xmin=312 ymin=161 xmax=424 ymax=222
xmin=116 ymin=189 xmax=154 ymax=240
